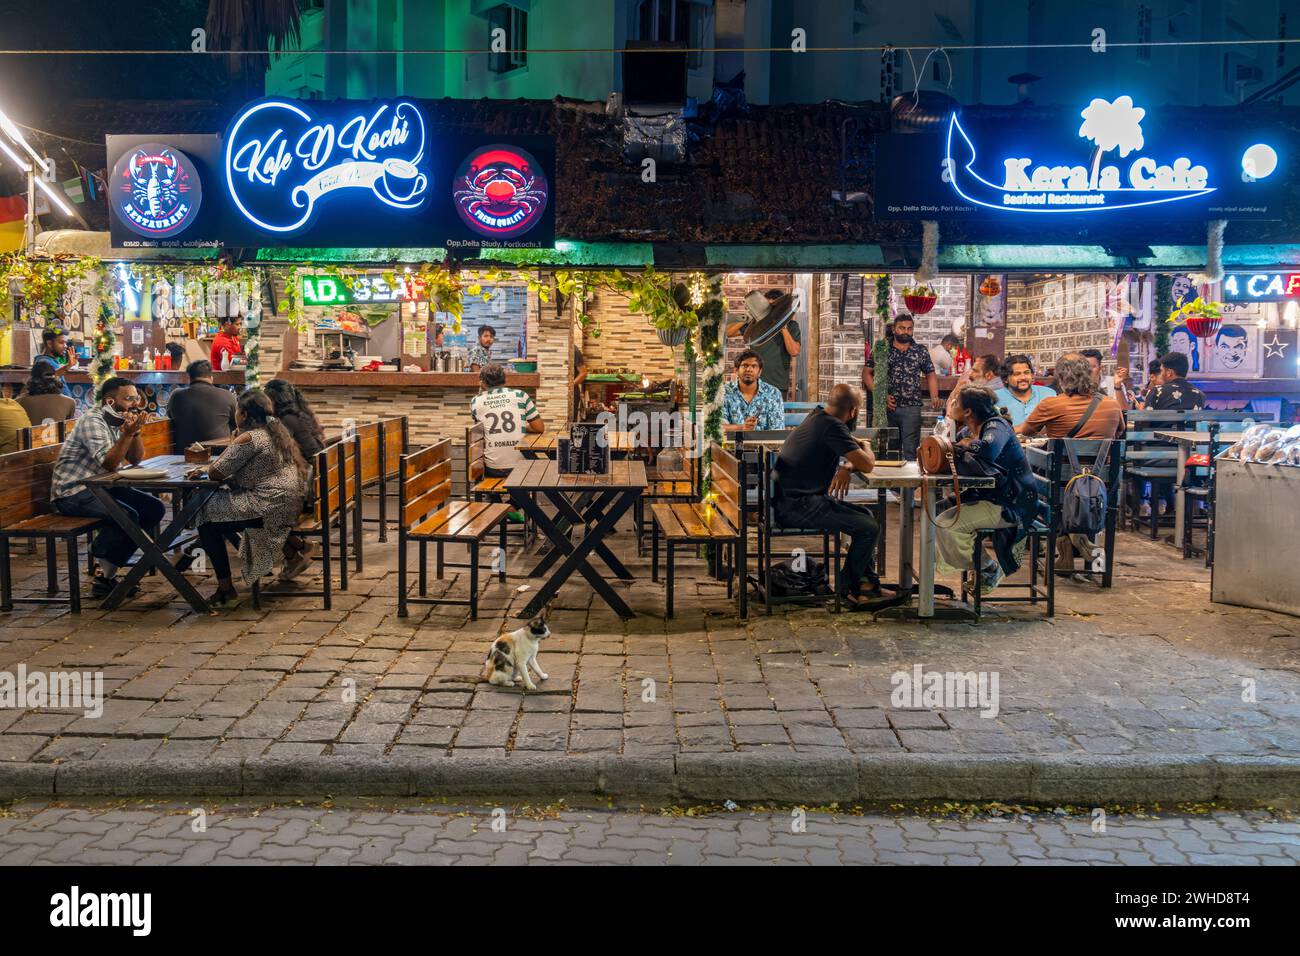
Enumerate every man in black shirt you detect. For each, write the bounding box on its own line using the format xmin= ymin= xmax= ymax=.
xmin=168 ymin=360 xmax=237 ymax=453
xmin=1145 ymin=352 xmax=1206 ymax=410
xmin=774 ymin=384 xmax=894 ymax=607
xmin=862 ymin=314 xmax=941 ymax=460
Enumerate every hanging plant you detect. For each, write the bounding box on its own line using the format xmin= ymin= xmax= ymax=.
xmin=1170 ymin=299 xmax=1225 ymax=340
xmin=901 ymin=282 xmax=938 ymax=315
xmin=979 ymin=276 xmax=1001 ymax=298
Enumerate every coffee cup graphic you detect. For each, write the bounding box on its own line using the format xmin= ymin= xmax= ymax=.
xmin=381 ymin=157 xmax=427 ymax=203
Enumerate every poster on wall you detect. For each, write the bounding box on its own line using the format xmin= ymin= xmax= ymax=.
xmin=1169 ymin=322 xmax=1264 ymax=378
xmin=106 ymin=134 xmax=223 ymax=248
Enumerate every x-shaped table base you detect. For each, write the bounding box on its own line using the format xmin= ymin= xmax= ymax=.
xmin=85 ymin=484 xmax=219 ymax=614
xmin=510 ymin=487 xmax=640 ymax=619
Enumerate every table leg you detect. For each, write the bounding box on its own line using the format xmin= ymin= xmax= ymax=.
xmin=528 ymin=490 xmax=628 ymax=579
xmin=511 ymin=488 xmax=638 ymax=619
xmin=898 ymin=487 xmax=916 ymax=593
xmin=1173 ymin=443 xmax=1189 ymax=548
xmin=918 ymin=482 xmax=937 ymax=617
xmin=86 ymin=485 xmax=216 ymax=614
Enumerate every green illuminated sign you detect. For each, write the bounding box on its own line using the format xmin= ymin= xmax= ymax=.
xmin=301 ymin=274 xmax=419 ymax=305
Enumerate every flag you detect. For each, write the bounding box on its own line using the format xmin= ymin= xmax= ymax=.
xmin=0 ymin=195 xmax=24 ymax=252
xmin=62 ymin=177 xmax=85 ymax=204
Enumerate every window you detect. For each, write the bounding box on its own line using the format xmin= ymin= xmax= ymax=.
xmin=636 ymin=0 xmax=707 ymax=70
xmin=488 ymin=4 xmax=527 ymax=75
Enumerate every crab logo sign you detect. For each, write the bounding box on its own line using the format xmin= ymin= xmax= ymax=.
xmin=112 ymin=144 xmax=202 ymax=238
xmin=224 ymin=98 xmax=429 ymax=234
xmin=453 ymin=144 xmax=549 ymax=238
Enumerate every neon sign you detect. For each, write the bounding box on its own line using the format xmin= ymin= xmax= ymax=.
xmin=112 ymin=143 xmax=202 ymax=239
xmin=300 ymin=274 xmax=426 ymax=306
xmin=224 ymin=99 xmax=429 ymax=233
xmin=1221 ymin=273 xmax=1300 ymax=303
xmin=944 ymin=96 xmax=1277 ymax=215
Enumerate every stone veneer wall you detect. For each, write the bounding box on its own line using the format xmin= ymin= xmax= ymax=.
xmin=578 ymin=290 xmax=683 ymax=383
xmin=815 ymin=274 xmax=971 ymax=401
xmin=1004 ymin=275 xmax=1142 ymax=375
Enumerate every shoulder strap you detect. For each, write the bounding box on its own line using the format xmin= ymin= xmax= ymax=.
xmin=1066 ymin=392 xmax=1104 ymax=439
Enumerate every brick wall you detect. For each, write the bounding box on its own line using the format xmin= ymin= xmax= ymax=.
xmin=814 ymin=273 xmax=971 ymax=400
xmin=579 ymin=289 xmax=685 ymax=383
xmin=1004 ymin=275 xmax=1142 ymax=375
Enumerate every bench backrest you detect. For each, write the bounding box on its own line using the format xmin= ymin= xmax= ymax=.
xmin=381 ymin=416 xmax=407 ymax=478
xmin=352 ymin=421 xmax=383 ymax=486
xmin=400 ymin=438 xmax=454 ymax=533
xmin=0 ymin=445 xmax=61 ymax=528
xmin=783 ymin=401 xmax=819 ymax=428
xmin=1024 ymin=438 xmax=1126 ymax=526
xmin=309 ymin=441 xmax=349 ymax=522
xmin=140 ymin=417 xmax=173 ymax=460
xmin=466 ymin=423 xmax=486 ymax=485
xmin=17 ymin=417 xmax=77 ymax=451
xmin=708 ymin=441 xmax=745 ymax=532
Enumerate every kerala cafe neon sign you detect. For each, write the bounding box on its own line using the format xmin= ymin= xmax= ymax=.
xmin=224 ymin=99 xmax=429 ymax=233
xmin=944 ymin=95 xmax=1279 ymax=213
xmin=1221 ymin=273 xmax=1300 ymax=303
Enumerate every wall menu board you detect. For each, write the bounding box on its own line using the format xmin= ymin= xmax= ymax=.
xmin=108 ymin=98 xmax=555 ymax=250
xmin=875 ymin=97 xmax=1291 ymax=223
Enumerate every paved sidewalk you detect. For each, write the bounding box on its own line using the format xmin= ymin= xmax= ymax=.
xmin=1 ymin=516 xmax=1298 ymax=802
xmin=0 ymin=799 xmax=1296 ymax=865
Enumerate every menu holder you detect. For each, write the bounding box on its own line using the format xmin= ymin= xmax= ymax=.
xmin=558 ymin=423 xmax=611 ymax=475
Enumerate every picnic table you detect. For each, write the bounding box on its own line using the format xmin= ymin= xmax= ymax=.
xmin=81 ymin=454 xmax=222 ymax=614
xmin=505 ymin=459 xmax=647 ymax=619
xmin=1153 ymin=430 xmax=1243 ymax=547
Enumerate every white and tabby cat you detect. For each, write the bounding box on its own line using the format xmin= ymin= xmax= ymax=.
xmin=481 ymin=617 xmax=550 ymax=691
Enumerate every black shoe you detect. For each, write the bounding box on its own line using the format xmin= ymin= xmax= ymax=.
xmin=91 ymin=575 xmax=139 ymax=599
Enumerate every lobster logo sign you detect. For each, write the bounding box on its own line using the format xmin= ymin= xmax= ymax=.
xmin=453 ymin=145 xmax=549 ymax=239
xmin=112 ymin=144 xmax=202 ymax=238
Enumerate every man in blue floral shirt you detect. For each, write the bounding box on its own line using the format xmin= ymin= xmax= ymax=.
xmin=863 ymin=314 xmax=941 ymax=459
xmin=722 ymin=350 xmax=785 ymax=433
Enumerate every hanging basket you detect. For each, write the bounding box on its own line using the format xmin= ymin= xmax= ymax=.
xmin=979 ymin=276 xmax=1001 ymax=298
xmin=1184 ymin=315 xmax=1222 ymax=339
xmin=903 ymin=293 xmax=938 ymax=315
xmin=657 ymin=326 xmax=689 ymax=347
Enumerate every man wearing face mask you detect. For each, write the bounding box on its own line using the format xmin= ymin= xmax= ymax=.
xmin=862 ymin=313 xmax=941 ymax=460
xmin=52 ymin=377 xmax=166 ymax=598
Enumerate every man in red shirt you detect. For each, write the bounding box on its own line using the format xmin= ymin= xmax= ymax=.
xmin=210 ymin=317 xmax=243 ymax=370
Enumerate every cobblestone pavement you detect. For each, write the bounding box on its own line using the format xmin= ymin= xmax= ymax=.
xmin=1 ymin=515 xmax=1298 ymax=765
xmin=0 ymin=799 xmax=1296 ymax=864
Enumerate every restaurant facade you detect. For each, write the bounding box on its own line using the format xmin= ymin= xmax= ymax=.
xmin=4 ymin=91 xmax=1300 ymax=453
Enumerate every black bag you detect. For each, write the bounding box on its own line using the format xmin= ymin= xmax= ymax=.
xmin=768 ymin=559 xmax=832 ymax=597
xmin=1061 ymin=439 xmax=1112 ymax=536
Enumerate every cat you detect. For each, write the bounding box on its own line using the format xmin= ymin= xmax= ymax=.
xmin=481 ymin=617 xmax=550 ymax=691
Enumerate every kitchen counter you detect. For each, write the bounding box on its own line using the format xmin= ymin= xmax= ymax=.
xmin=279 ymin=370 xmax=541 ymax=388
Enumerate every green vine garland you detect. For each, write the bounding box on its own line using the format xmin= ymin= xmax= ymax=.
xmin=1154 ymin=274 xmax=1172 ymax=357
xmin=871 ymin=274 xmax=892 ymax=428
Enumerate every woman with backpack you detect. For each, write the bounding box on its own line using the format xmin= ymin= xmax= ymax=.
xmin=933 ymin=385 xmax=1036 ymax=595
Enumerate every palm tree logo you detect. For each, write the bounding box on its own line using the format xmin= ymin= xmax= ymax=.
xmin=1078 ymin=96 xmax=1146 ymax=190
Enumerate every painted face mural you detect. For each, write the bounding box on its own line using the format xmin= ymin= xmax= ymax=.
xmin=1171 ymin=274 xmax=1197 ymax=306
xmin=452 ymin=145 xmax=549 ymax=238
xmin=1214 ymin=326 xmax=1249 ymax=370
xmin=113 ymin=144 xmax=202 ymax=239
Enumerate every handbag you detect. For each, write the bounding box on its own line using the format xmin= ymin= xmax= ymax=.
xmin=918 ymin=434 xmax=962 ymax=528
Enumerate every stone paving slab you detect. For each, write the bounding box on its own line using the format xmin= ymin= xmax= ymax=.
xmin=1 ymin=516 xmax=1298 ymax=803
xmin=0 ymin=799 xmax=1296 ymax=866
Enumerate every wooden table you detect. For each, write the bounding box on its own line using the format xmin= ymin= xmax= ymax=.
xmin=505 ymin=459 xmax=647 ymax=619
xmin=81 ymin=454 xmax=222 ymax=614
xmin=1153 ymin=430 xmax=1243 ymax=548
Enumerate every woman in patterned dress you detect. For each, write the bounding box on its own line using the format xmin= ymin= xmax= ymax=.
xmin=188 ymin=389 xmax=309 ymax=611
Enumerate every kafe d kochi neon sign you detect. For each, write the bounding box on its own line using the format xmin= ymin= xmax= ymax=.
xmin=224 ymin=98 xmax=429 ymax=233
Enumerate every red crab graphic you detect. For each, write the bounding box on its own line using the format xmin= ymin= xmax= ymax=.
xmin=453 ymin=146 xmax=549 ymax=237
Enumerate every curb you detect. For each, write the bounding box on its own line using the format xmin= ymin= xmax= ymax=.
xmin=1 ymin=753 xmax=1297 ymax=804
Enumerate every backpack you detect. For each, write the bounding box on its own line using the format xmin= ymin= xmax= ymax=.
xmin=768 ymin=560 xmax=832 ymax=598
xmin=1060 ymin=439 xmax=1112 ymax=536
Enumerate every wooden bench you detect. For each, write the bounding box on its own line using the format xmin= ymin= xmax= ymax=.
xmin=17 ymin=417 xmax=78 ymax=450
xmin=348 ymin=416 xmax=408 ymax=559
xmin=0 ymin=445 xmax=104 ymax=614
xmin=634 ymin=418 xmax=699 ymax=554
xmin=650 ymin=442 xmax=747 ymax=618
xmin=251 ymin=442 xmax=345 ymax=610
xmin=398 ymin=438 xmax=511 ymax=620
xmin=466 ymin=423 xmax=533 ymax=547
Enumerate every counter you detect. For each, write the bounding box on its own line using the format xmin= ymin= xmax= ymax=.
xmin=278 ymin=371 xmax=540 ymax=388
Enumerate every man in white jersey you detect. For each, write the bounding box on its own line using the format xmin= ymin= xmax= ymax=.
xmin=470 ymin=363 xmax=545 ymax=477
